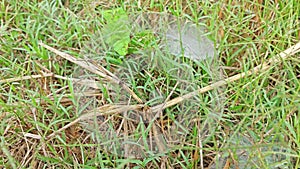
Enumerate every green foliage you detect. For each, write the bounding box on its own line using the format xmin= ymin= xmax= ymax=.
xmin=128 ymin=30 xmax=157 ymax=53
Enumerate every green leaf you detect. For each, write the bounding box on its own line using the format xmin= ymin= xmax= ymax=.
xmin=102 ymin=8 xmax=130 ymax=56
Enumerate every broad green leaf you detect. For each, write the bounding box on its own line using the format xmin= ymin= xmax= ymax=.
xmin=102 ymin=8 xmax=130 ymax=56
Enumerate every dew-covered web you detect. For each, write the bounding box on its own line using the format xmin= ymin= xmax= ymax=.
xmin=73 ymin=12 xmax=225 ymax=158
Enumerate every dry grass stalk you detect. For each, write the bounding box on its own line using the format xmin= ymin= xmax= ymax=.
xmin=0 ymin=73 xmax=54 ymax=84
xmin=38 ymin=42 xmax=143 ymax=104
xmin=151 ymin=41 xmax=300 ymax=112
xmin=53 ymin=74 xmax=110 ymax=89
xmin=46 ymin=104 xmax=144 ymax=139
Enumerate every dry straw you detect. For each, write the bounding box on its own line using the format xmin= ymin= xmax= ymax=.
xmin=39 ymin=42 xmax=144 ymax=104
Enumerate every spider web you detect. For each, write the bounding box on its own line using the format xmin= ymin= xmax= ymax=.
xmin=74 ymin=12 xmax=225 ymax=158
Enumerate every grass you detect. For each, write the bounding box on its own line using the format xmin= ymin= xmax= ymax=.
xmin=0 ymin=0 xmax=299 ymax=168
